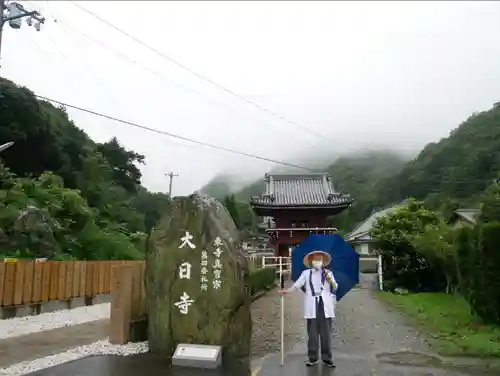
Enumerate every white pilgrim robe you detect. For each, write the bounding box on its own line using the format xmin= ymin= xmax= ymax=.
xmin=292 ymin=268 xmax=337 ymax=319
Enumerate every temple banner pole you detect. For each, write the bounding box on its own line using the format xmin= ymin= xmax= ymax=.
xmin=279 ymin=256 xmax=285 ymax=366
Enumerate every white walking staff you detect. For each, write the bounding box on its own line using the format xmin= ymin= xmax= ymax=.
xmin=279 ymin=256 xmax=284 ymax=366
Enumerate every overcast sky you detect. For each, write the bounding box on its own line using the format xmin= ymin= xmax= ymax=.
xmin=2 ymin=1 xmax=500 ymax=195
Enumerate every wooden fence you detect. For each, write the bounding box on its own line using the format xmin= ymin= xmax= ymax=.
xmin=110 ymin=262 xmax=146 ymax=345
xmin=0 ymin=260 xmax=143 ymax=308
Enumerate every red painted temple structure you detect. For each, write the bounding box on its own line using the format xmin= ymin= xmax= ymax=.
xmin=249 ymin=173 xmax=353 ymax=259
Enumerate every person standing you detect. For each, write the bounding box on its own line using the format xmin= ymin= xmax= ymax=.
xmin=279 ymin=250 xmax=338 ymax=368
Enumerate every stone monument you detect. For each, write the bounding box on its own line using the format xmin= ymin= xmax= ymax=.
xmin=145 ymin=193 xmax=252 ymax=367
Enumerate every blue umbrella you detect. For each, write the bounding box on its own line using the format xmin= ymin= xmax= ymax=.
xmin=291 ymin=234 xmax=360 ymax=300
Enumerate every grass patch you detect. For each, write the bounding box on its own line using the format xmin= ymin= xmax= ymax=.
xmin=378 ymin=292 xmax=500 ymax=358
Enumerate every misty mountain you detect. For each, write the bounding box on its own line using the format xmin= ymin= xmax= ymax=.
xmin=199 ymin=145 xmax=344 ymax=199
xmin=198 ymin=155 xmax=329 ymax=200
xmin=199 ymin=101 xmax=500 ymax=233
xmin=200 ymin=149 xmax=410 ymax=202
xmin=375 ymin=102 xmax=500 ymax=208
xmin=199 ymin=174 xmax=242 ymax=199
xmin=326 ymin=150 xmax=409 ymax=230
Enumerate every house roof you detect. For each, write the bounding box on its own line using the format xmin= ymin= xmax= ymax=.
xmin=454 ymin=209 xmax=480 ymax=224
xmin=249 ymin=173 xmax=352 ymax=208
xmin=347 ymin=205 xmax=401 ymax=242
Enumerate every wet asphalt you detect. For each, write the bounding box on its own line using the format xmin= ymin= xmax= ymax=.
xmin=25 ymin=288 xmax=499 ymax=376
xmin=24 ymin=354 xmax=252 ymax=376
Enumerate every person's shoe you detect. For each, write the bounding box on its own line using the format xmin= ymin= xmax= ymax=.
xmin=305 ymin=359 xmax=319 ymax=367
xmin=323 ymin=360 xmax=336 ymax=368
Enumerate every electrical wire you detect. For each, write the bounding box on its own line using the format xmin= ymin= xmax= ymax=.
xmin=39 ymin=1 xmax=192 ymax=150
xmin=69 ymin=1 xmax=338 ymax=144
xmin=35 ymin=94 xmax=317 ymax=172
xmin=45 ymin=6 xmax=315 ymax=147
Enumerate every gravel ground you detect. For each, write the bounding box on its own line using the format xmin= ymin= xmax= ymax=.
xmin=256 ymin=288 xmax=498 ymax=375
xmin=259 ymin=287 xmax=430 ymax=358
xmin=0 ymin=303 xmax=110 ymax=340
xmin=251 ymin=287 xmax=304 ymax=357
xmin=329 ymin=288 xmax=429 ymax=357
xmin=270 ymin=287 xmax=431 ymax=358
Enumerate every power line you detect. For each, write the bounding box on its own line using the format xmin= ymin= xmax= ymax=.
xmin=69 ymin=1 xmax=338 ymax=144
xmin=35 ymin=94 xmax=316 ymax=172
xmin=46 ymin=8 xmax=315 ymax=148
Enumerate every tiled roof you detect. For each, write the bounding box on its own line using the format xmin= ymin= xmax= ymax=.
xmin=249 ymin=173 xmax=352 ymax=207
xmin=347 ymin=204 xmax=401 ymax=242
xmin=454 ymin=209 xmax=480 ymax=224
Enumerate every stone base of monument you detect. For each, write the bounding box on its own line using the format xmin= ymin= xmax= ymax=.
xmin=172 ymin=343 xmax=222 ymax=369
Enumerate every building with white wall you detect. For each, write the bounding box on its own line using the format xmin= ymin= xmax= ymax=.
xmin=347 ymin=205 xmax=400 ymax=255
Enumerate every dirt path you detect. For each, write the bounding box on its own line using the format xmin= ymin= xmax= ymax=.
xmin=330 ymin=289 xmax=429 ymax=356
xmin=251 ymin=284 xmax=430 ymax=360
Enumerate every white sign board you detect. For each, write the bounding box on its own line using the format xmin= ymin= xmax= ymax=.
xmin=175 ymin=346 xmax=218 ymax=359
xmin=172 ymin=343 xmax=222 ymax=369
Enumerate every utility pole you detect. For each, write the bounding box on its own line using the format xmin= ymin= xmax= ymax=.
xmin=0 ymin=0 xmax=45 ymax=69
xmin=165 ymin=172 xmax=179 ymax=198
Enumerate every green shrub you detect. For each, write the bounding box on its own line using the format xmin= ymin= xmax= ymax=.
xmin=456 ymin=221 xmax=500 ymax=324
xmin=249 ymin=267 xmax=276 ymax=295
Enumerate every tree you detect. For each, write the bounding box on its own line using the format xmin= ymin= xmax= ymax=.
xmin=453 ymin=181 xmax=500 ymax=324
xmin=479 ymin=182 xmax=500 ymax=223
xmin=0 ymin=76 xmax=169 ymax=260
xmin=370 ymin=199 xmax=446 ymax=292
xmin=412 ymin=219 xmax=460 ymax=294
xmin=97 ymin=137 xmax=145 ymax=194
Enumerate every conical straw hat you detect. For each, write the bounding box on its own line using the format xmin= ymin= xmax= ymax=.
xmin=303 ymin=250 xmax=332 ymax=268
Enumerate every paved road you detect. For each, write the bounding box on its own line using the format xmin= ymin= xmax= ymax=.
xmin=254 ymin=288 xmax=496 ymax=376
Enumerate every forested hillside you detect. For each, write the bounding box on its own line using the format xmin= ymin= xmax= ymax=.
xmin=325 ymin=151 xmax=408 ymax=231
xmin=374 ymin=103 xmax=500 ymax=209
xmin=0 ymin=78 xmax=170 ymax=260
